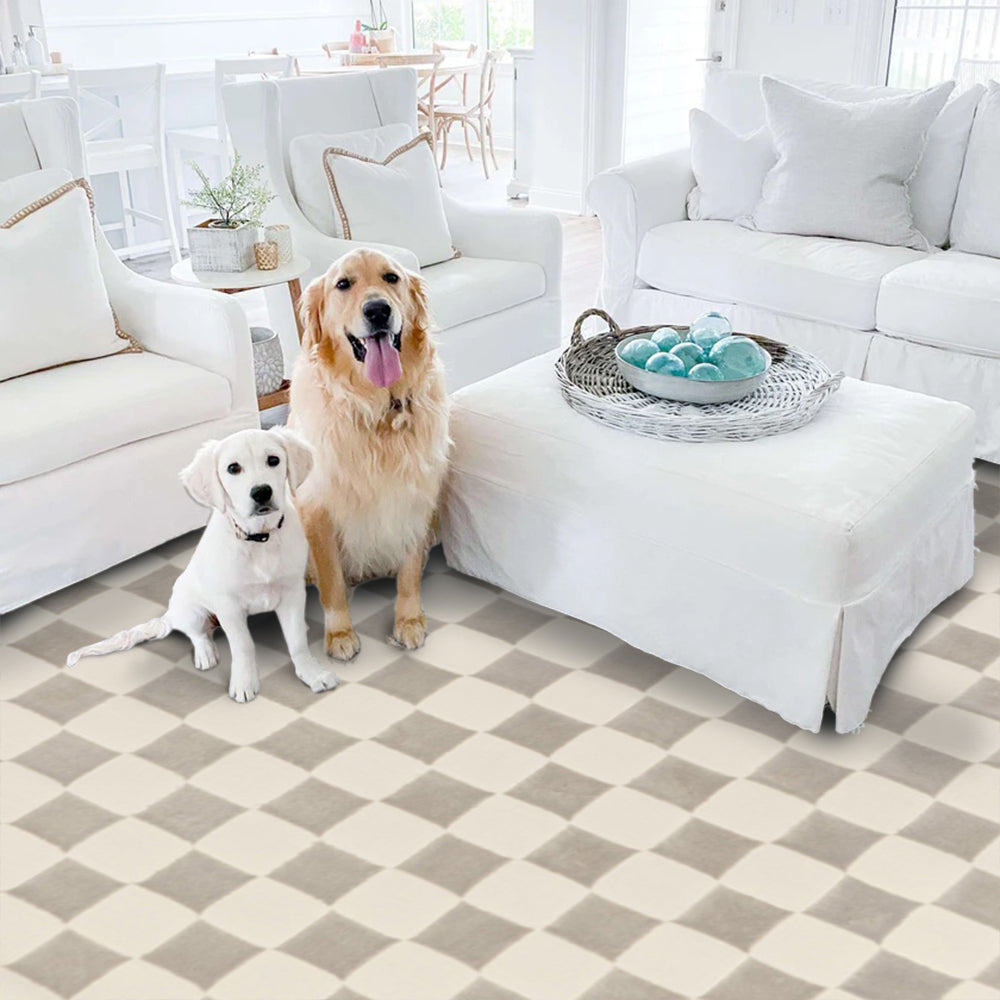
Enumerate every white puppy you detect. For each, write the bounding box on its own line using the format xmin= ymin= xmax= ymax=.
xmin=66 ymin=428 xmax=339 ymax=702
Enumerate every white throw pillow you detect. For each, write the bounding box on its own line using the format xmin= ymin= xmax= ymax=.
xmin=950 ymin=82 xmax=1000 ymax=257
xmin=747 ymin=77 xmax=954 ymax=250
xmin=686 ymin=109 xmax=776 ymax=222
xmin=289 ymin=123 xmax=413 ymax=237
xmin=323 ymin=133 xmax=456 ymax=267
xmin=0 ymin=175 xmax=136 ymax=382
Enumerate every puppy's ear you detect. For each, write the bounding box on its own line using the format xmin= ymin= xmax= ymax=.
xmin=299 ymin=276 xmax=326 ymax=351
xmin=406 ymin=270 xmax=431 ymax=344
xmin=269 ymin=427 xmax=315 ymax=492
xmin=180 ymin=439 xmax=225 ymax=510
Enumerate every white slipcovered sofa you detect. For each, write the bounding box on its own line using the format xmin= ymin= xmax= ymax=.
xmin=0 ymin=98 xmax=258 ymax=612
xmin=222 ymin=69 xmax=562 ymax=390
xmin=588 ymin=70 xmax=1000 ymax=462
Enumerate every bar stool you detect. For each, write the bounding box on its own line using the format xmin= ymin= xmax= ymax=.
xmin=0 ymin=70 xmax=41 ymax=103
xmin=167 ymin=54 xmax=294 ymax=251
xmin=69 ymin=63 xmax=179 ymax=262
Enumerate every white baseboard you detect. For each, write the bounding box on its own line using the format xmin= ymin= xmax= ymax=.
xmin=528 ymin=185 xmax=587 ymax=214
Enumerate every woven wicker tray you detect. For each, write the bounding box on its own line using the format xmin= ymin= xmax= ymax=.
xmin=555 ymin=309 xmax=844 ymax=443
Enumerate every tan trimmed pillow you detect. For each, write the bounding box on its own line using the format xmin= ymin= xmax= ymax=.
xmin=0 ymin=175 xmax=139 ymax=382
xmin=322 ymin=132 xmax=457 ymax=267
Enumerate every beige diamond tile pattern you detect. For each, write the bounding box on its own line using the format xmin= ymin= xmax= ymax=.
xmin=1 ymin=463 xmax=997 ymax=999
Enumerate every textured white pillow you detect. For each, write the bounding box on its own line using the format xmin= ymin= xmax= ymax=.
xmin=289 ymin=123 xmax=413 ymax=237
xmin=0 ymin=176 xmax=135 ymax=382
xmin=951 ymin=82 xmax=1000 ymax=257
xmin=686 ymin=109 xmax=776 ymax=222
xmin=323 ymin=133 xmax=455 ymax=267
xmin=748 ymin=77 xmax=954 ymax=249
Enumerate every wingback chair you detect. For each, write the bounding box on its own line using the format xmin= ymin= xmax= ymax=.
xmin=222 ymin=69 xmax=562 ymax=390
xmin=0 ymin=98 xmax=257 ymax=612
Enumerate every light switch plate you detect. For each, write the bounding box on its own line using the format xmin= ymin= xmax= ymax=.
xmin=770 ymin=0 xmax=794 ymax=23
xmin=824 ymin=0 xmax=850 ymax=25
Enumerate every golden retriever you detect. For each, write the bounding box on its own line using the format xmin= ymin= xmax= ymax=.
xmin=290 ymin=249 xmax=450 ymax=660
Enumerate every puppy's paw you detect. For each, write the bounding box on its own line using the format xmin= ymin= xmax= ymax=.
xmin=229 ymin=671 xmax=260 ymax=703
xmin=192 ymin=641 xmax=218 ymax=672
xmin=325 ymin=628 xmax=361 ymax=661
xmin=296 ymin=660 xmax=341 ymax=693
xmin=391 ymin=615 xmax=427 ymax=650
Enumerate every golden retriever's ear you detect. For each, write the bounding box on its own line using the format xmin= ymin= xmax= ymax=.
xmin=299 ymin=277 xmax=326 ymax=350
xmin=269 ymin=427 xmax=315 ymax=492
xmin=406 ymin=270 xmax=431 ymax=341
xmin=180 ymin=439 xmax=225 ymax=510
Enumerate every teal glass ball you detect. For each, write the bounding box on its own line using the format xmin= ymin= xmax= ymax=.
xmin=709 ymin=336 xmax=768 ymax=379
xmin=669 ymin=342 xmax=705 ymax=371
xmin=688 ymin=362 xmax=724 ymax=381
xmin=645 ymin=351 xmax=687 ymax=376
xmin=620 ymin=338 xmax=659 ymax=368
xmin=650 ymin=327 xmax=682 ymax=353
xmin=689 ymin=312 xmax=732 ymax=352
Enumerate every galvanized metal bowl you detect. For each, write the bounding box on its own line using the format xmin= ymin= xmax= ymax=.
xmin=614 ymin=333 xmax=772 ymax=404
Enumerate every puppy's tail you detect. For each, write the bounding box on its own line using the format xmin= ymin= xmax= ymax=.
xmin=66 ymin=615 xmax=173 ymax=668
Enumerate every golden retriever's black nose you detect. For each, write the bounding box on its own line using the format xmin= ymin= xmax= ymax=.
xmin=363 ymin=299 xmax=392 ymax=329
xmin=250 ymin=485 xmax=273 ymax=505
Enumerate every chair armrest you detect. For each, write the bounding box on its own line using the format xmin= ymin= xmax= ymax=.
xmin=587 ymin=148 xmax=694 ymax=316
xmin=97 ymin=238 xmax=258 ymax=416
xmin=443 ymin=194 xmax=563 ymax=299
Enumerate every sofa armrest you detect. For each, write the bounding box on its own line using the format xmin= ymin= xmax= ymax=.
xmin=443 ymin=194 xmax=563 ymax=299
xmin=587 ymin=148 xmax=694 ymax=316
xmin=98 ymin=237 xmax=258 ymax=416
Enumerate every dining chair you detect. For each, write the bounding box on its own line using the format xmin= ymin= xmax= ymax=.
xmin=166 ymin=53 xmax=294 ymax=250
xmin=0 ymin=70 xmax=41 ymax=103
xmin=68 ymin=63 xmax=180 ymax=262
xmin=435 ymin=48 xmax=503 ymax=178
xmin=431 ymin=41 xmax=477 ymax=158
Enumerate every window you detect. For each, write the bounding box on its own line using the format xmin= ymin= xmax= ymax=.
xmin=412 ymin=1 xmax=467 ymax=49
xmin=488 ymin=0 xmax=533 ymax=48
xmin=887 ymin=1 xmax=1000 ymax=88
xmin=411 ymin=0 xmax=532 ymax=50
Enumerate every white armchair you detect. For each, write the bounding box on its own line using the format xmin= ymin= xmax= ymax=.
xmin=222 ymin=70 xmax=562 ymax=390
xmin=0 ymin=98 xmax=258 ymax=612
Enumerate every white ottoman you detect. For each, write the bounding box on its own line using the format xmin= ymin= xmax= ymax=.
xmin=441 ymin=352 xmax=976 ymax=733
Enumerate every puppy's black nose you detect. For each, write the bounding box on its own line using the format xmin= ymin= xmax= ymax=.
xmin=363 ymin=299 xmax=392 ymax=329
xmin=250 ymin=484 xmax=272 ymax=506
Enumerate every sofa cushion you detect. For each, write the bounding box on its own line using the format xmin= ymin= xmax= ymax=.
xmin=951 ymin=82 xmax=1000 ymax=258
xmin=876 ymin=250 xmax=1000 ymax=357
xmin=636 ymin=220 xmax=924 ymax=330
xmin=0 ymin=353 xmax=232 ymax=486
xmin=419 ymin=256 xmax=546 ymax=330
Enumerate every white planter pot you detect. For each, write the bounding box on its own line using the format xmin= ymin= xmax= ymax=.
xmin=188 ymin=220 xmax=257 ymax=272
xmin=251 ymin=327 xmax=284 ymax=396
xmin=369 ymin=28 xmax=396 ymax=53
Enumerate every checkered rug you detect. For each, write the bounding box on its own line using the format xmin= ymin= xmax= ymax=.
xmin=2 ymin=464 xmax=998 ymax=1000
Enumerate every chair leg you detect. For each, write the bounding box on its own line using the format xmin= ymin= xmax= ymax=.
xmin=440 ymin=122 xmax=450 ymax=169
xmin=463 ymin=121 xmax=473 ymax=162
xmin=170 ymin=138 xmax=190 ymax=252
xmin=488 ymin=119 xmax=499 ymax=171
xmin=157 ymin=152 xmax=181 ymax=264
xmin=478 ymin=115 xmax=489 ymax=179
xmin=117 ymin=170 xmax=135 ymax=250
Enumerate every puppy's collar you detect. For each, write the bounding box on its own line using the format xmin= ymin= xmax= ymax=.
xmin=231 ymin=515 xmax=284 ymax=543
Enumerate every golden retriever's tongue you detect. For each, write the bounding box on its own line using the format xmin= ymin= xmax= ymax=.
xmin=364 ymin=334 xmax=402 ymax=388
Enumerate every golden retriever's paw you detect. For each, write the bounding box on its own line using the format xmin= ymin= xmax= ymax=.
xmin=326 ymin=628 xmax=361 ymax=661
xmin=391 ymin=615 xmax=427 ymax=651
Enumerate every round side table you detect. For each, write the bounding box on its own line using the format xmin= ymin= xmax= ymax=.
xmin=170 ymin=255 xmax=311 ymax=411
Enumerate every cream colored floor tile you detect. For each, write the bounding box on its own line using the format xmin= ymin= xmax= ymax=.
xmin=751 ymin=914 xmax=879 ymax=987
xmin=517 ymin=617 xmax=622 ymax=669
xmin=967 ymin=551 xmax=1000 ymax=593
xmin=324 ymin=802 xmax=440 ymax=867
xmin=66 ymin=697 xmax=177 ymax=754
xmin=435 ymin=733 xmax=546 ymax=793
xmin=817 ymin=772 xmax=933 ymax=834
xmin=0 ymin=827 xmax=63 ymax=890
xmin=303 ymin=683 xmax=411 ymax=739
xmin=0 ymin=704 xmax=59 ymax=760
xmin=199 ymin=810 xmax=314 ymax=876
xmin=696 ymin=780 xmax=812 ymax=842
xmin=203 ymin=878 xmax=326 ymax=948
xmin=900 ymin=612 xmax=949 ymax=649
xmin=0 ymin=650 xmax=57 ymax=700
xmin=789 ymin=724 xmax=899 ymax=770
xmin=314 ymin=741 xmax=424 ymax=800
xmin=67 ymin=645 xmax=175 ymax=695
xmin=419 ymin=676 xmax=529 ymax=730
xmin=974 ymin=837 xmax=1000 ymax=876
xmin=952 ymin=593 xmax=1000 ymax=634
xmin=70 ymin=885 xmax=192 ymax=956
xmin=884 ymin=905 xmax=1000 ymax=979
xmin=190 ymin=747 xmax=307 ymax=809
xmin=0 ymin=763 xmax=61 ymax=824
xmin=483 ymin=930 xmax=611 ymax=1000
xmin=334 ymin=869 xmax=456 ymax=938
xmin=722 ymin=844 xmax=842 ymax=911
xmin=647 ymin=667 xmax=744 ymax=717
xmin=593 ymin=852 xmax=715 ymax=921
xmin=69 ymin=818 xmax=188 ymax=882
xmin=69 ymin=755 xmax=183 ymax=816
xmin=573 ymin=787 xmax=688 ymax=850
xmin=186 ymin=693 xmax=299 ymax=745
xmin=210 ymin=950 xmax=341 ymax=1000
xmin=0 ymin=896 xmax=63 ymax=964
xmin=943 ymin=982 xmax=1000 ymax=1000
xmin=411 ymin=623 xmax=512 ymax=674
xmin=618 ymin=922 xmax=745 ymax=997
xmin=905 ymin=706 xmax=1000 ymax=762
xmin=449 ymin=794 xmax=566 ymax=858
xmin=939 ymin=765 xmax=1000 ymax=821
xmin=316 ymin=632 xmax=401 ymax=683
xmin=418 ymin=574 xmax=499 ymax=623
xmin=670 ymin=720 xmax=785 ymax=778
xmin=90 ymin=552 xmax=168 ymax=587
xmin=849 ymin=837 xmax=971 ymax=902
xmin=60 ymin=589 xmax=166 ymax=637
xmin=882 ymin=651 xmax=981 ymax=704
xmin=466 ymin=860 xmax=587 ymax=928
xmin=552 ymin=728 xmax=664 ymax=785
xmin=0 ymin=604 xmax=57 ymax=645
xmin=76 ymin=960 xmax=203 ymax=1000
xmin=347 ymin=941 xmax=476 ymax=1000
xmin=0 ymin=967 xmax=69 ymax=1000
xmin=533 ymin=672 xmax=643 ymax=726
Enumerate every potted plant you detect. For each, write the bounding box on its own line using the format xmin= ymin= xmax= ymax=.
xmin=184 ymin=152 xmax=275 ymax=272
xmin=364 ymin=1 xmax=396 ymax=53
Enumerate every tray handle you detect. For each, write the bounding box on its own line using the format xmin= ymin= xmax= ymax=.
xmin=570 ymin=308 xmax=624 ymax=349
xmin=805 ymin=371 xmax=845 ymax=402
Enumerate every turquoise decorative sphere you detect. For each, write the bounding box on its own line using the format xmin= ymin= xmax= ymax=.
xmin=709 ymin=336 xmax=768 ymax=379
xmin=689 ymin=311 xmax=732 ymax=352
xmin=689 ymin=362 xmax=725 ymax=381
xmin=645 ymin=351 xmax=687 ymax=376
xmin=650 ymin=327 xmax=682 ymax=353
xmin=669 ymin=342 xmax=705 ymax=371
xmin=620 ymin=338 xmax=659 ymax=368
